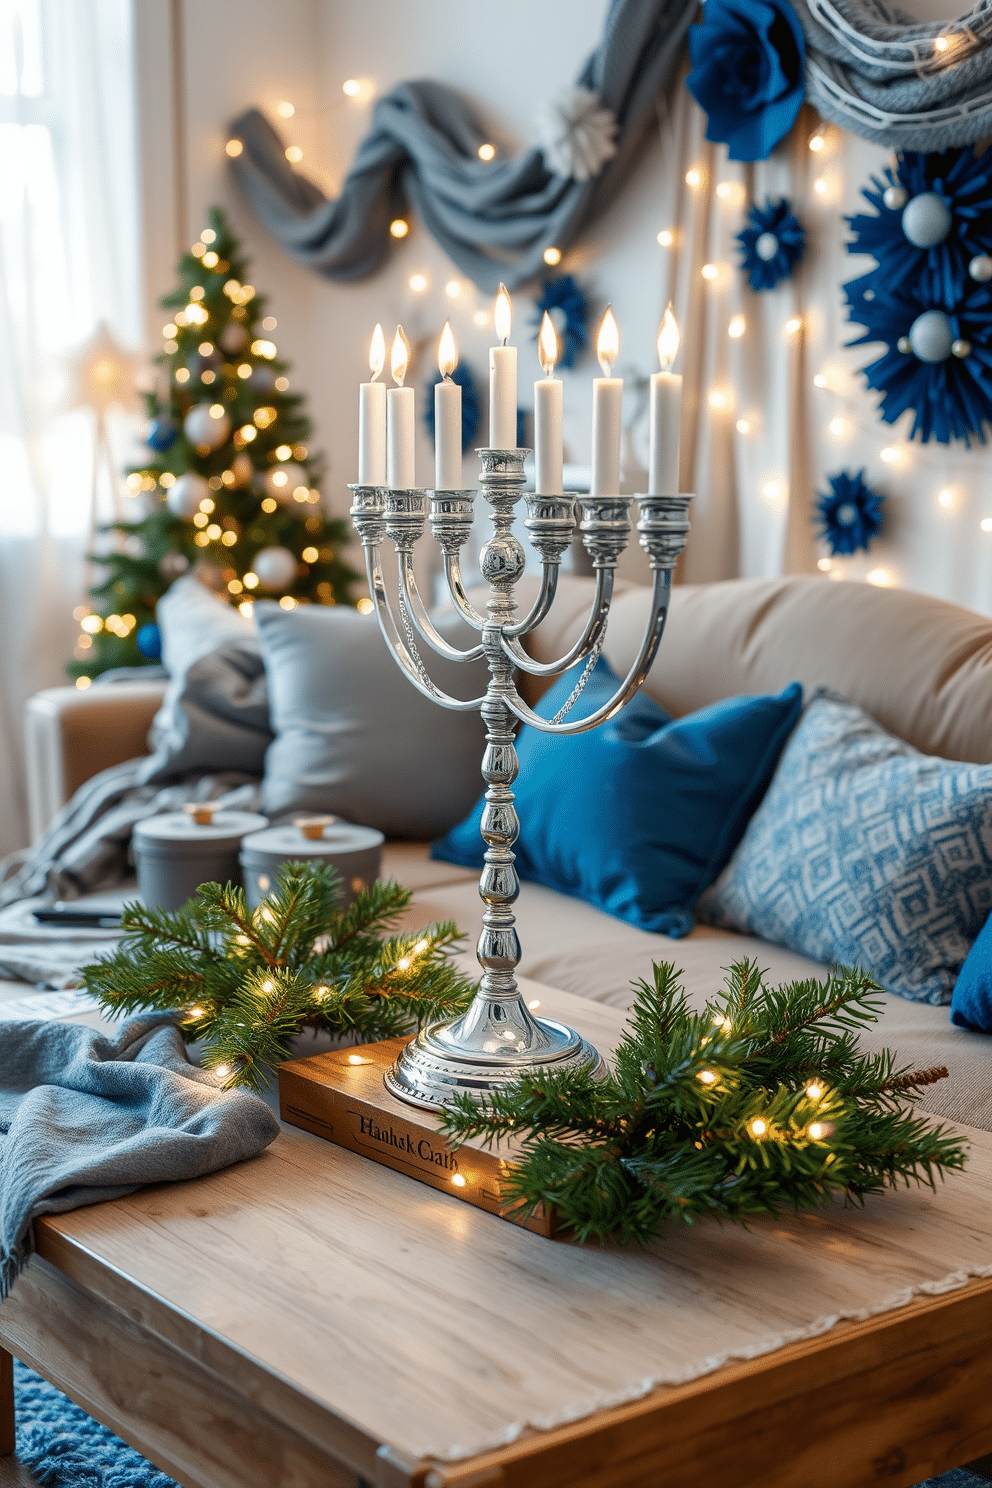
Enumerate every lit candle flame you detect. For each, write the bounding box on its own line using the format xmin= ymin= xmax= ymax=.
xmin=369 ymin=323 xmax=385 ymax=381
xmin=538 ymin=311 xmax=558 ymax=376
xmin=390 ymin=326 xmax=410 ymax=387
xmin=596 ymin=305 xmax=620 ymax=377
xmin=657 ymin=303 xmax=680 ymax=372
xmin=494 ymin=283 xmax=512 ymax=345
xmin=438 ymin=320 xmax=458 ymax=379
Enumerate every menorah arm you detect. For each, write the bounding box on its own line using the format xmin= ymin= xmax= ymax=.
xmin=363 ymin=544 xmax=486 ymax=713
xmin=503 ymin=560 xmax=561 ymax=639
xmin=441 ymin=553 xmax=488 ymax=629
xmin=500 ymin=565 xmax=613 ymax=677
xmin=504 ymin=568 xmax=671 ymax=734
xmin=398 ymin=552 xmax=486 ymax=662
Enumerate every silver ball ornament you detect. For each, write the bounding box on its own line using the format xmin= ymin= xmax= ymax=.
xmin=835 ymin=503 xmax=857 ymax=526
xmin=158 ymin=552 xmax=190 ymax=581
xmin=166 ymin=471 xmax=211 ymax=517
xmin=882 ymin=185 xmax=908 ymax=211
xmin=755 ymin=232 xmax=779 ymax=262
xmin=908 ymin=309 xmax=954 ymax=363
xmin=263 ymin=462 xmax=308 ymax=502
xmin=897 ymin=336 xmax=912 ymax=354
xmin=219 ymin=321 xmax=249 ymax=354
xmin=952 ymin=338 xmax=971 ymax=358
xmin=969 ymin=254 xmax=992 ymax=282
xmin=183 ymin=402 xmax=231 ymax=450
xmin=901 ymin=192 xmax=952 ymax=249
xmin=252 ymin=545 xmax=298 ymax=590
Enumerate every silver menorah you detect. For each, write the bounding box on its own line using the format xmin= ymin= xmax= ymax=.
xmin=350 ymin=451 xmax=690 ymax=1110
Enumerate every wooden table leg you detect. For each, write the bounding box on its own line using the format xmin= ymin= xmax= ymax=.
xmin=0 ymin=1348 xmax=14 ymax=1456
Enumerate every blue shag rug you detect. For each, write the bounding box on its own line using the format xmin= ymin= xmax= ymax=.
xmin=9 ymin=1359 xmax=991 ymax=1486
xmin=13 ymin=1360 xmax=177 ymax=1487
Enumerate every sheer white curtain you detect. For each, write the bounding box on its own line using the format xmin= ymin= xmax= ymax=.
xmin=0 ymin=0 xmax=141 ymax=856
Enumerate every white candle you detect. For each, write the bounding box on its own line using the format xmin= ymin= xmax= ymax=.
xmin=434 ymin=320 xmax=462 ymax=489
xmin=649 ymin=304 xmax=682 ymax=495
xmin=387 ymin=326 xmax=415 ymax=488
xmin=358 ymin=323 xmax=386 ymax=484
xmin=489 ymin=282 xmax=517 ymax=449
xmin=534 ymin=311 xmax=563 ymax=495
xmin=591 ymin=306 xmax=622 ymax=497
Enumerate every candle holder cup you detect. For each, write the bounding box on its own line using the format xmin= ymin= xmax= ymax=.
xmin=350 ymin=450 xmax=691 ymax=1111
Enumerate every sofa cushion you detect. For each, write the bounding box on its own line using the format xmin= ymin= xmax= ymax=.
xmin=140 ymin=576 xmax=271 ymax=784
xmin=255 ymin=601 xmax=488 ymax=837
xmin=699 ymin=691 xmax=992 ymax=1004
xmin=433 ymin=657 xmax=802 ymax=937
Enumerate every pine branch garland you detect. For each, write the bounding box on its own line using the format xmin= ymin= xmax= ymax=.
xmin=438 ymin=960 xmax=967 ymax=1246
xmin=80 ymin=862 xmax=477 ymax=1089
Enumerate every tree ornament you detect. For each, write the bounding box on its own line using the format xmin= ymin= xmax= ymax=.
xmin=737 ymin=198 xmax=805 ymax=291
xmin=263 ymin=462 xmax=308 ymax=501
xmin=815 ymin=469 xmax=885 ymax=555
xmin=423 ymin=361 xmax=480 ymax=453
xmin=158 ymin=552 xmax=190 ymax=581
xmin=230 ymin=451 xmax=255 ymax=485
xmin=166 ymin=471 xmax=211 ymax=517
xmin=686 ymin=0 xmax=805 ymax=163
xmin=146 ymin=417 xmax=176 ymax=453
xmin=184 ymin=402 xmax=231 ymax=449
xmin=970 ymin=255 xmax=992 ymax=283
xmin=219 ymin=320 xmax=249 ymax=354
xmin=530 ymin=276 xmax=589 ymax=369
xmin=252 ymin=545 xmax=298 ymax=588
xmin=249 ymin=365 xmax=277 ymax=393
xmin=846 ymin=147 xmax=992 ymax=302
xmin=135 ymin=622 xmax=162 ymax=660
xmin=535 ymin=85 xmax=618 ymax=183
xmin=844 ymin=271 xmax=992 ymax=444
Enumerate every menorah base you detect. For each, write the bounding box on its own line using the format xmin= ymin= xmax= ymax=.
xmin=384 ymin=1013 xmax=605 ymax=1111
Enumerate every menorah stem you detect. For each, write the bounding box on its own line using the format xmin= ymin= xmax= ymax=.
xmin=476 ymin=696 xmax=521 ymax=1000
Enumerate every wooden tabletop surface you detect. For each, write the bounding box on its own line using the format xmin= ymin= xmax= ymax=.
xmin=17 ymin=977 xmax=991 ymax=1478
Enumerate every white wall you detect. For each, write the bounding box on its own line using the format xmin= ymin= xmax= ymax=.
xmin=134 ymin=0 xmax=992 ymax=613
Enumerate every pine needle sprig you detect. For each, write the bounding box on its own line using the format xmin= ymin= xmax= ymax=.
xmin=438 ymin=960 xmax=967 ymax=1246
xmin=81 ymin=861 xmax=478 ymax=1090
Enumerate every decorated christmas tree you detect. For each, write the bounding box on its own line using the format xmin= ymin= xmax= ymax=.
xmin=69 ymin=207 xmax=359 ymax=681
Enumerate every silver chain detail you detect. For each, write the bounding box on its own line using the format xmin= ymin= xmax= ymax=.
xmin=397 ymin=589 xmax=441 ymax=697
xmin=550 ymin=630 xmax=606 ymax=725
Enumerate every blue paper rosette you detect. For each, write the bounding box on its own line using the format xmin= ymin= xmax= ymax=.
xmin=815 ymin=470 xmax=885 ymax=556
xmin=738 ymin=198 xmax=805 ymax=291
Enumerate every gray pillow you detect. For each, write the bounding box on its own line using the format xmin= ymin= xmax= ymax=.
xmin=255 ymin=601 xmax=488 ymax=837
xmin=139 ymin=575 xmax=272 ymax=784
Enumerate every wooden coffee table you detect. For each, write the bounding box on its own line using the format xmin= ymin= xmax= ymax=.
xmin=2 ymin=981 xmax=992 ymax=1488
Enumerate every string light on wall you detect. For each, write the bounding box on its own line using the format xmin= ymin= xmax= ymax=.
xmin=708 ymin=387 xmax=733 ymax=411
xmin=445 ymin=280 xmax=462 ymax=298
xmin=937 ymin=486 xmax=957 ymax=509
xmin=543 ymin=247 xmax=562 ymax=265
xmin=342 ymin=79 xmax=360 ymax=96
xmin=389 ymin=219 xmax=409 ymax=239
xmin=409 ymin=274 xmax=428 ymax=292
xmin=715 ymin=181 xmax=746 ymax=208
xmin=478 ymin=143 xmax=496 ymax=161
xmin=285 ymin=145 xmax=304 ymax=164
xmin=225 ymin=139 xmax=243 ymax=158
xmin=277 ymin=101 xmax=295 ymax=118
xmin=728 ymin=315 xmax=746 ymax=338
xmin=736 ymin=417 xmax=752 ymax=433
xmin=981 ymin=518 xmax=992 ymax=532
xmin=685 ymin=167 xmax=704 ymax=189
xmin=656 ymin=229 xmax=676 ymax=247
xmin=828 ymin=416 xmax=852 ymax=439
xmin=784 ymin=316 xmax=803 ymax=335
xmin=880 ymin=444 xmax=909 ymax=466
xmin=867 ymin=568 xmax=893 ymax=586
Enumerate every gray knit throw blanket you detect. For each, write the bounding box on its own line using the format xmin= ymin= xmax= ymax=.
xmin=0 ymin=1017 xmax=279 ymax=1297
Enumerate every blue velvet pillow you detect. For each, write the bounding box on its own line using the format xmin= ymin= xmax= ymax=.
xmin=951 ymin=912 xmax=992 ymax=1031
xmin=432 ymin=658 xmax=802 ymax=937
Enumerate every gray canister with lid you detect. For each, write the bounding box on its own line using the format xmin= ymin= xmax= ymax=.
xmin=240 ymin=821 xmax=385 ymax=910
xmin=133 ymin=809 xmax=269 ymax=911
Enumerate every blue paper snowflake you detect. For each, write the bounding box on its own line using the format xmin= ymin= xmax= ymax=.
xmin=423 ymin=361 xmax=480 ymax=453
xmin=531 ymin=275 xmax=589 ymax=369
xmin=815 ymin=470 xmax=885 ymax=556
xmin=844 ymin=271 xmax=992 ymax=445
xmin=846 ymin=147 xmax=992 ymax=305
xmin=737 ymin=198 xmax=805 ymax=291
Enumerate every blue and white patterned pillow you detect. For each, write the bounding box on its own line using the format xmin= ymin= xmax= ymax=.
xmin=697 ymin=691 xmax=992 ymax=1004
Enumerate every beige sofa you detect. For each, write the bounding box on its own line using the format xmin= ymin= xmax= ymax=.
xmin=24 ymin=573 xmax=992 ymax=1131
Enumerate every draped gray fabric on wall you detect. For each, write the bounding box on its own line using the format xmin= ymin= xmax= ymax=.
xmin=228 ymin=0 xmax=698 ymax=293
